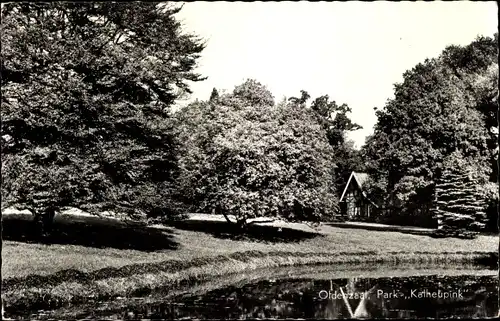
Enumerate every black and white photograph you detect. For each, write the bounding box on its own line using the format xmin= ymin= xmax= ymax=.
xmin=1 ymin=1 xmax=498 ymax=319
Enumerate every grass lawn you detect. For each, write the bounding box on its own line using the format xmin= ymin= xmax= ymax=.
xmin=2 ymin=226 xmax=498 ymax=279
xmin=2 ymin=222 xmax=497 ymax=279
xmin=1 ymin=212 xmax=498 ymax=314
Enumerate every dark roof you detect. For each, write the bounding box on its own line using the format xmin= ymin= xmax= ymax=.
xmin=353 ymin=172 xmax=369 ymax=188
xmin=339 ymin=171 xmax=378 ymax=207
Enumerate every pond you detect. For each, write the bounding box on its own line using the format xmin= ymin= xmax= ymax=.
xmin=36 ymin=265 xmax=498 ymax=320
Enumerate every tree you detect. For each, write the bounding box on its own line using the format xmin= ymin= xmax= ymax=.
xmin=288 ymin=90 xmax=310 ymax=107
xmin=1 ymin=2 xmax=206 ymax=229
xmin=333 ymin=139 xmax=366 ymax=194
xmin=175 ymin=80 xmax=338 ymax=227
xmin=209 ymin=87 xmax=219 ymax=102
xmin=433 ymin=151 xmax=488 ymax=235
xmin=363 ymin=35 xmax=497 ymax=229
xmin=309 ymin=95 xmax=362 ymax=148
xmin=440 ymin=34 xmax=499 ymax=182
xmin=289 ymin=91 xmax=363 ymax=194
xmin=231 ymin=78 xmax=275 ymax=107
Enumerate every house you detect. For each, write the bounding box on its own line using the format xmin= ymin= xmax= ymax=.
xmin=339 ymin=171 xmax=378 ymax=221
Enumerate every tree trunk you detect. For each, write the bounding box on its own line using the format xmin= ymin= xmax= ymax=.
xmin=222 ymin=211 xmax=235 ymax=224
xmin=236 ymin=218 xmax=248 ymax=230
xmin=34 ymin=207 xmax=56 ymax=238
xmin=434 ymin=185 xmax=443 ymax=230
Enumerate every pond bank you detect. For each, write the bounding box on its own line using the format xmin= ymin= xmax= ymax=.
xmin=12 ymin=265 xmax=499 ymax=320
xmin=3 ymin=249 xmax=497 ymax=315
xmin=3 ymin=214 xmax=498 ymax=316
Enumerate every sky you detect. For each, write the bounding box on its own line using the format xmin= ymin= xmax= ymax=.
xmin=176 ymin=1 xmax=498 ymax=148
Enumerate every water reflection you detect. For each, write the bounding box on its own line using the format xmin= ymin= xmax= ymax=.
xmin=118 ymin=274 xmax=497 ymax=319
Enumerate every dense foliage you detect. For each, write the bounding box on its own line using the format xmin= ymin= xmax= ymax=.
xmin=434 ymin=151 xmax=488 ymax=235
xmin=1 ymin=3 xmax=205 ymax=222
xmin=362 ymin=35 xmax=498 ymax=231
xmin=289 ymin=91 xmax=364 ymax=195
xmin=175 ymin=80 xmax=339 ymax=225
xmin=2 ymin=1 xmax=495 ymax=236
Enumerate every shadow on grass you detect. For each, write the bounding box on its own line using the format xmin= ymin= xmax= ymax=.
xmin=166 ymin=219 xmax=322 ymax=243
xmin=2 ymin=218 xmax=179 ymax=252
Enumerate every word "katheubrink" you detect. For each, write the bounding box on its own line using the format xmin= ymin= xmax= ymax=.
xmin=377 ymin=289 xmax=463 ymax=299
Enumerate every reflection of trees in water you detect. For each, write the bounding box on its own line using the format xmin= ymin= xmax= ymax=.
xmin=119 ymin=275 xmax=497 ymax=319
xmin=472 ymin=288 xmax=492 ymax=319
xmin=335 ymin=276 xmax=496 ymax=319
xmin=312 ymin=278 xmax=388 ymax=319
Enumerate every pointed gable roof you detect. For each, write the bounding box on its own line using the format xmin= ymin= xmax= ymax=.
xmin=339 ymin=171 xmax=378 ymax=207
xmin=353 ymin=172 xmax=369 ymax=189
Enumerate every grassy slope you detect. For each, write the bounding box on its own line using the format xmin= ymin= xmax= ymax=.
xmin=2 ymin=219 xmax=497 ymax=315
xmin=3 ymin=224 xmax=497 ymax=279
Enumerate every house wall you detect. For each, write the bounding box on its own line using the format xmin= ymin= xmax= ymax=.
xmin=341 ymin=183 xmax=372 ymax=221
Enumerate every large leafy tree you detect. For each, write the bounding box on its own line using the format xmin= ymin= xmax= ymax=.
xmin=175 ymin=80 xmax=338 ymax=226
xmin=440 ymin=35 xmax=499 ymax=182
xmin=363 ymin=35 xmax=498 ymax=229
xmin=289 ymin=91 xmax=363 ymax=194
xmin=310 ymin=94 xmax=363 ymax=192
xmin=1 ymin=2 xmax=205 ymax=225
